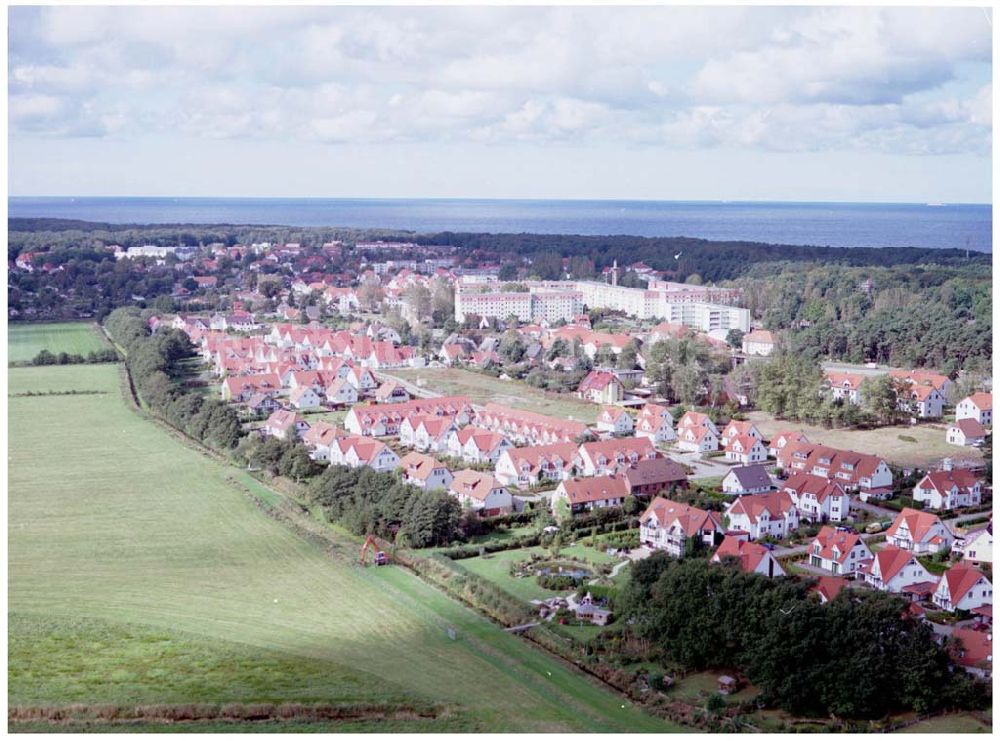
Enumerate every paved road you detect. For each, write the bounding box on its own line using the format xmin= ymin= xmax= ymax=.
xmin=852 ymin=499 xmax=896 ymax=521
xmin=377 ymin=371 xmax=443 ymax=400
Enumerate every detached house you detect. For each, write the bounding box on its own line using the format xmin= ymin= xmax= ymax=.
xmin=639 ymin=496 xmax=723 ymax=557
xmin=264 ymin=410 xmax=310 ymax=440
xmin=898 ymin=383 xmax=945 ymax=419
xmin=552 ymin=476 xmax=629 ymax=517
xmin=677 ymin=411 xmax=719 ymax=436
xmin=676 ymin=424 xmax=720 ymax=453
xmin=947 ymin=418 xmax=987 ymax=447
xmin=711 ymin=533 xmax=786 ymax=578
xmin=825 ymin=371 xmax=865 ymax=405
xmin=576 ymin=370 xmax=625 ymax=404
xmin=596 ymin=407 xmax=634 ymax=435
xmin=742 ymin=329 xmax=776 ymax=357
xmin=913 ymin=465 xmax=983 ymax=510
xmin=781 ymin=472 xmax=850 ymax=523
xmin=635 ymin=406 xmax=677 ymax=443
xmin=722 ymin=465 xmax=773 ymax=495
xmin=289 ymin=385 xmax=323 ymax=411
xmin=720 ymin=420 xmax=763 ymax=444
xmin=956 ymin=392 xmax=992 ymax=426
xmin=723 ymin=434 xmax=768 ymax=465
xmin=961 ymin=523 xmax=992 ymax=566
xmin=808 ymin=526 xmax=873 ymax=576
xmin=342 ymin=439 xmax=400 ymax=472
xmin=861 ymin=546 xmax=935 ymax=594
xmin=399 ymin=452 xmax=453 ymax=491
xmin=325 ymin=378 xmax=360 ymax=406
xmin=885 ymin=508 xmax=954 ymax=555
xmin=724 ymin=491 xmax=799 ymax=540
xmin=949 ymin=627 xmax=993 ymax=680
xmin=932 ymin=564 xmax=993 ymax=612
xmin=449 ymin=470 xmax=513 ymax=516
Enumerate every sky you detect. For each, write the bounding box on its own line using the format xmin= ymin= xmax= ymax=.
xmin=7 ymin=5 xmax=993 ymax=203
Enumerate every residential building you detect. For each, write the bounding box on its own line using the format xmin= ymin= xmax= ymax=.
xmin=552 ymin=476 xmax=629 ymax=516
xmin=768 ymin=430 xmax=808 ymax=458
xmin=808 ymin=526 xmax=873 ymax=576
xmin=448 ymin=470 xmax=514 ymax=516
xmin=289 ymin=385 xmax=322 ymax=411
xmin=577 ymin=370 xmax=625 ymax=404
xmin=949 ymin=628 xmax=992 ymax=680
xmin=711 ymin=533 xmax=786 ymax=577
xmin=781 ymin=472 xmax=850 ymax=523
xmin=742 ymin=329 xmax=776 ymax=356
xmin=722 ymin=465 xmax=774 ymax=495
xmin=825 ymin=372 xmax=865 ymax=405
xmin=639 ymin=496 xmax=723 ymax=557
xmin=724 ymin=491 xmax=800 ymax=540
xmin=885 ymin=508 xmax=954 ymax=555
xmin=596 ymin=406 xmax=634 ymax=435
xmin=860 ymin=547 xmax=935 ymax=594
xmin=932 ymin=564 xmax=993 ymax=612
xmin=961 ymin=523 xmax=993 ymax=566
xmin=494 ymin=442 xmax=582 ymax=488
xmin=578 ymin=437 xmax=658 ymax=476
xmin=675 ymin=425 xmax=720 ymax=453
xmin=956 ymin=392 xmax=993 ymax=426
xmin=947 ymin=418 xmax=987 ymax=447
xmin=622 ymin=458 xmax=688 ymax=497
xmin=447 ymin=426 xmax=512 ymax=464
xmin=399 ymin=452 xmax=453 ymax=491
xmin=913 ymin=464 xmax=983 ymax=510
xmin=635 ymin=403 xmax=676 ymax=443
xmin=264 ymin=410 xmax=310 ymax=440
xmin=723 ymin=434 xmax=768 ymax=465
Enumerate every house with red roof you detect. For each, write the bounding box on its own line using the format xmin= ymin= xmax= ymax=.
xmin=676 ymin=424 xmax=720 ymax=453
xmin=949 ymin=627 xmax=992 ymax=679
xmin=399 ymin=452 xmax=453 ymax=491
xmin=711 ymin=533 xmax=786 ymax=577
xmin=446 ymin=426 xmax=511 ymax=464
xmin=475 ymin=403 xmax=589 ymax=446
xmin=596 ymin=407 xmax=634 ymax=435
xmin=889 ymin=369 xmax=953 ymax=398
xmin=374 ymin=380 xmax=411 ymax=404
xmin=325 ymin=377 xmax=360 ymax=406
xmin=741 ymin=329 xmax=776 ymax=357
xmin=409 ymin=415 xmax=461 ymax=454
xmin=579 ymin=437 xmax=658 ymax=476
xmin=860 ymin=546 xmax=935 ymax=594
xmin=913 ymin=464 xmax=983 ymax=510
xmin=897 ymin=382 xmax=945 ymax=419
xmin=289 ymin=385 xmax=322 ymax=411
xmin=947 ymin=418 xmax=987 ymax=447
xmin=720 ymin=419 xmax=763 ymax=444
xmin=724 ymin=491 xmax=800 ymax=540
xmin=808 ymin=526 xmax=873 ymax=576
xmin=339 ymin=438 xmax=400 ymax=472
xmin=885 ymin=508 xmax=954 ymax=555
xmin=956 ymin=392 xmax=992 ymax=426
xmin=724 ymin=434 xmax=768 ymax=465
xmin=776 ymin=442 xmax=893 ymax=499
xmin=302 ymin=421 xmax=349 ymax=461
xmin=576 ymin=370 xmax=625 ymax=404
xmin=640 ymin=496 xmax=723 ymax=557
xmin=932 ymin=564 xmax=993 ymax=612
xmin=677 ymin=410 xmax=719 ymax=436
xmin=781 ymin=472 xmax=851 ymax=523
xmin=812 ymin=575 xmax=850 ymax=603
xmin=494 ymin=442 xmax=582 ymax=488
xmin=824 ymin=371 xmax=866 ymax=405
xmin=264 ymin=409 xmax=310 ymax=440
xmin=768 ymin=430 xmax=809 ymax=458
xmin=635 ymin=403 xmax=676 ymax=443
xmin=552 ymin=476 xmax=629 ymax=517
xmin=449 ymin=470 xmax=513 ymax=516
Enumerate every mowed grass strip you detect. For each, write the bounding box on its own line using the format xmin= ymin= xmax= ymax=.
xmin=8 ymin=364 xmax=679 ymax=732
xmin=8 ymin=322 xmax=108 ymax=363
xmin=392 ymin=366 xmax=600 ymax=423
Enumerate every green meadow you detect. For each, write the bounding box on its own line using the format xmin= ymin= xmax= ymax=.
xmin=8 ymin=360 xmax=679 ymax=732
xmin=8 ymin=321 xmax=108 ymax=363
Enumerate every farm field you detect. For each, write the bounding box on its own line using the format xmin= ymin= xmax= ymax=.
xmin=391 ymin=366 xmax=600 ymax=423
xmin=7 ymin=321 xmax=108 ymax=363
xmin=745 ymin=411 xmax=983 ymax=469
xmin=8 ymin=363 xmax=678 ymax=732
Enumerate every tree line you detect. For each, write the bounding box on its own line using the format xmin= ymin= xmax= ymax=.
xmin=619 ymin=555 xmax=989 ymax=719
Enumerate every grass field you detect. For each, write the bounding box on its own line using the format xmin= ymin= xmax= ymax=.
xmin=894 ymin=712 xmax=991 ymax=733
xmin=8 ymin=363 xmax=679 ymax=732
xmin=392 ymin=367 xmax=601 ymax=423
xmin=745 ymin=411 xmax=983 ymax=469
xmin=8 ymin=321 xmax=108 ymax=363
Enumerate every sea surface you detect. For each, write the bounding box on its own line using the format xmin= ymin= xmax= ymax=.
xmin=8 ymin=197 xmax=992 ymax=252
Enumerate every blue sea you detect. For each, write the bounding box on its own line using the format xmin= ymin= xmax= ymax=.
xmin=7 ymin=197 xmax=992 ymax=252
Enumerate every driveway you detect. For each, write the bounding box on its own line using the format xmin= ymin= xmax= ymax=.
xmin=668 ymin=450 xmax=733 ymax=480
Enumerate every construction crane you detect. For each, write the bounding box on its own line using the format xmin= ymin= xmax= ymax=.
xmin=359 ymin=534 xmax=388 ymax=566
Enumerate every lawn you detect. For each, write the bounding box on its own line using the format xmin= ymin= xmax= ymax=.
xmin=745 ymin=411 xmax=983 ymax=469
xmin=391 ymin=366 xmax=601 ymax=423
xmin=8 ymin=321 xmax=108 ymax=363
xmin=458 ymin=544 xmax=624 ymax=604
xmin=894 ymin=712 xmax=991 ymax=733
xmin=8 ymin=363 xmax=678 ymax=733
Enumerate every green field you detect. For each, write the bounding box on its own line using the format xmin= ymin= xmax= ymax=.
xmin=391 ymin=366 xmax=601 ymax=423
xmin=894 ymin=712 xmax=992 ymax=733
xmin=8 ymin=321 xmax=108 ymax=363
xmin=8 ymin=363 xmax=678 ymax=732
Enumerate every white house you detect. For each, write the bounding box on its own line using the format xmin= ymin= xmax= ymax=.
xmin=960 ymin=524 xmax=993 ymax=566
xmin=722 ymin=465 xmax=773 ymax=495
xmin=947 ymin=418 xmax=987 ymax=447
xmin=412 ymin=416 xmax=460 ymax=454
xmin=264 ymin=410 xmax=310 ymax=440
xmin=494 ymin=442 xmax=582 ymax=488
xmin=913 ymin=465 xmax=983 ymax=510
xmin=289 ymin=385 xmax=323 ymax=411
xmin=639 ymin=496 xmax=723 ymax=558
xmin=742 ymin=329 xmax=776 ymax=357
xmin=675 ymin=425 xmax=719 ymax=454
xmin=342 ymin=439 xmax=400 ymax=472
xmin=808 ymin=526 xmax=873 ymax=576
xmin=711 ymin=533 xmax=786 ymax=578
xmin=956 ymin=392 xmax=992 ymax=426
xmin=720 ymin=419 xmax=763 ymax=444
xmin=596 ymin=407 xmax=634 ymax=435
xmin=325 ymin=378 xmax=360 ymax=406
xmin=447 ymin=427 xmax=512 ymax=465
xmin=781 ymin=472 xmax=850 ymax=523
xmin=399 ymin=452 xmax=453 ymax=491
xmin=578 ymin=438 xmax=658 ymax=476
xmin=724 ymin=491 xmax=799 ymax=541
xmin=449 ymin=470 xmax=513 ymax=516
xmin=898 ymin=384 xmax=945 ymax=419
xmin=932 ymin=564 xmax=993 ymax=612
xmin=861 ymin=547 xmax=935 ymax=594
xmin=723 ymin=434 xmax=768 ymax=465
xmin=676 ymin=411 xmax=719 ymax=436
xmin=635 ymin=413 xmax=677 ymax=444
xmin=885 ymin=508 xmax=954 ymax=555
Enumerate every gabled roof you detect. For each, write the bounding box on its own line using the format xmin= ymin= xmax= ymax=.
xmin=642 ymin=496 xmax=721 ymax=537
xmin=726 ymin=464 xmax=772 ymax=491
xmin=868 ymin=546 xmax=918 ymax=583
xmin=712 ymin=536 xmax=772 ymax=573
xmin=917 ymin=468 xmax=981 ymax=496
xmin=560 ymin=476 xmax=629 ymax=505
xmin=964 ymin=391 xmax=993 ymax=410
xmin=580 ymin=437 xmax=657 ymax=463
xmin=449 ymin=469 xmax=505 ymax=501
xmin=952 ymin=418 xmax=987 ymax=438
xmin=783 ymin=472 xmax=847 ymax=503
xmin=811 ymin=526 xmax=865 ymax=565
xmin=727 ymin=491 xmax=796 ymax=524
xmin=939 ymin=564 xmax=991 ymax=605
xmin=578 ymin=370 xmax=621 ymax=393
xmin=950 ymin=627 xmax=992 ymax=670
xmin=623 ymin=457 xmax=687 ymax=487
xmin=886 ymin=508 xmax=950 ymax=544
xmin=812 ymin=576 xmax=849 ymax=603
